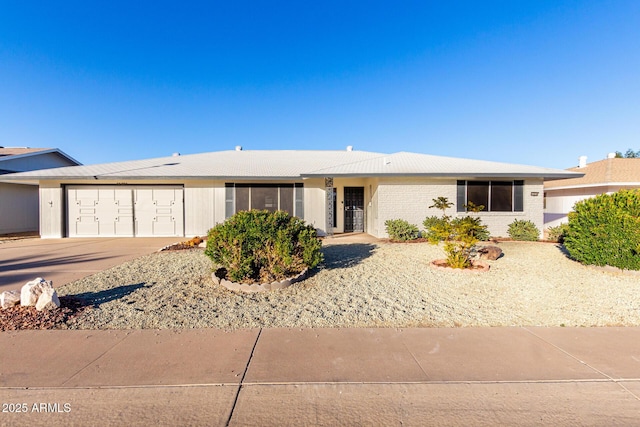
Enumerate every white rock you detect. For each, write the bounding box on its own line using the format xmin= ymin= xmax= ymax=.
xmin=20 ymin=278 xmax=53 ymax=307
xmin=0 ymin=290 xmax=21 ymax=309
xmin=35 ymin=287 xmax=61 ymax=311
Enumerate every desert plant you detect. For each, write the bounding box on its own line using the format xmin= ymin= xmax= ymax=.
xmin=205 ymin=209 xmax=323 ymax=283
xmin=423 ymin=215 xmax=449 ymax=241
xmin=426 ymin=199 xmax=489 ymax=269
xmin=385 ymin=219 xmax=419 ymax=241
xmin=429 ymin=196 xmax=453 ymax=216
xmin=507 ymin=219 xmax=540 ymax=241
xmin=546 ymin=224 xmax=569 ymax=243
xmin=428 ymin=216 xmax=479 ymax=268
xmin=457 ymin=215 xmax=490 ymax=241
xmin=563 ymin=189 xmax=640 ymax=270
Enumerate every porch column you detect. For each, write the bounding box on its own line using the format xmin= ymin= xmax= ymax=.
xmin=325 ymin=177 xmax=334 ymax=236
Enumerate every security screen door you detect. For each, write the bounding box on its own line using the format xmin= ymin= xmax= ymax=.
xmin=344 ymin=187 xmax=364 ymax=232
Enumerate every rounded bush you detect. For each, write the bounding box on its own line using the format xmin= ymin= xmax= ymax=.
xmin=205 ymin=210 xmax=323 ymax=283
xmin=564 ymin=189 xmax=640 ymax=270
xmin=507 ymin=219 xmax=540 ymax=241
xmin=384 ymin=219 xmax=419 ymax=241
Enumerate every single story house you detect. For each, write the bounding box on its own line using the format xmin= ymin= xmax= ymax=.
xmin=1 ymin=147 xmax=580 ymax=239
xmin=0 ymin=147 xmax=81 ymax=234
xmin=544 ymin=154 xmax=640 ymax=228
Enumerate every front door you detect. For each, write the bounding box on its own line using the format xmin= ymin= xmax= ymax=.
xmin=344 ymin=187 xmax=364 ymax=232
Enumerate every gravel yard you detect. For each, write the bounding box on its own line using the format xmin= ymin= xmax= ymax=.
xmin=50 ymin=241 xmax=640 ymax=330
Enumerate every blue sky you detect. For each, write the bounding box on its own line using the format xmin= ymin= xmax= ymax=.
xmin=1 ymin=1 xmax=639 ymax=169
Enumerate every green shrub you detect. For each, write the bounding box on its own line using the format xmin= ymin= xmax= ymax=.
xmin=456 ymin=216 xmax=490 ymax=241
xmin=384 ymin=219 xmax=419 ymax=241
xmin=546 ymin=223 xmax=569 ymax=243
xmin=423 ymin=215 xmax=448 ymax=241
xmin=424 ymin=215 xmax=489 ymax=242
xmin=564 ymin=189 xmax=640 ymax=270
xmin=507 ymin=219 xmax=540 ymax=241
xmin=205 ymin=210 xmax=323 ymax=283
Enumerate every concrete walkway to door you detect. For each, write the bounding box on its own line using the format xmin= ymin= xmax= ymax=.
xmin=0 ymin=237 xmax=180 ymax=293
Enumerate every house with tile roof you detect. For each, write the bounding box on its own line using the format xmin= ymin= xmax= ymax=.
xmin=0 ymin=147 xmax=81 ymax=234
xmin=2 ymin=147 xmax=580 ymax=239
xmin=543 ymin=154 xmax=640 ymax=229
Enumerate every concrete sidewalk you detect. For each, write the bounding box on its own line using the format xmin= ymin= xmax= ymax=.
xmin=1 ymin=327 xmax=639 ymax=426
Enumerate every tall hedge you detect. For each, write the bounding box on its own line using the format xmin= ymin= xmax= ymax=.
xmin=564 ymin=189 xmax=640 ymax=270
xmin=205 ymin=210 xmax=323 ymax=283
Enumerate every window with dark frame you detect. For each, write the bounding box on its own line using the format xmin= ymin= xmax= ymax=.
xmin=457 ymin=180 xmax=524 ymax=212
xmin=225 ymin=183 xmax=303 ymax=218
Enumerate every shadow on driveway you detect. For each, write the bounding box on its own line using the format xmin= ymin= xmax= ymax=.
xmin=0 ymin=253 xmax=114 ymax=272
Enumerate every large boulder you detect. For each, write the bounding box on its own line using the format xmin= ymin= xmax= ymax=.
xmin=20 ymin=278 xmax=53 ymax=307
xmin=36 ymin=287 xmax=61 ymax=311
xmin=478 ymin=246 xmax=503 ymax=261
xmin=0 ymin=290 xmax=21 ymax=309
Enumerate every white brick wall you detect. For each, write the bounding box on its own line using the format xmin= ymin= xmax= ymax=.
xmin=375 ymin=178 xmax=457 ymax=237
xmin=375 ymin=178 xmax=545 ymax=238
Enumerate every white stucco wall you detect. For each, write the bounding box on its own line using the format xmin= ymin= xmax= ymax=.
xmin=39 ymin=183 xmax=64 ymax=238
xmin=0 ymin=183 xmax=39 ymax=234
xmin=184 ymin=181 xmax=218 ymax=236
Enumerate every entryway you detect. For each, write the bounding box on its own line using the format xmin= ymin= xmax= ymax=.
xmin=344 ymin=187 xmax=364 ymax=233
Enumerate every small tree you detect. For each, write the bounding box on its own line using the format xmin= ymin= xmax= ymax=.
xmin=429 ymin=196 xmax=453 ymax=217
xmin=427 ymin=199 xmax=488 ymax=269
xmin=424 ymin=197 xmax=454 ymax=241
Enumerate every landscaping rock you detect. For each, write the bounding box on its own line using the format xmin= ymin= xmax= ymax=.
xmin=0 ymin=290 xmax=21 ymax=309
xmin=35 ymin=287 xmax=61 ymax=311
xmin=478 ymin=246 xmax=503 ymax=260
xmin=20 ymin=278 xmax=53 ymax=307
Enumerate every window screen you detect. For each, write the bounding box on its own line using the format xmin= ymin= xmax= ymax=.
xmin=467 ymin=181 xmax=489 ymax=211
xmin=490 ymin=181 xmax=513 ymax=212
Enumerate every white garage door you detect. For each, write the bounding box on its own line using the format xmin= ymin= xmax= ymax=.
xmin=67 ymin=186 xmax=184 ymax=237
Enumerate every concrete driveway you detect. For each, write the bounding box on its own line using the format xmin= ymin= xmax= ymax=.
xmin=0 ymin=237 xmax=180 ymax=293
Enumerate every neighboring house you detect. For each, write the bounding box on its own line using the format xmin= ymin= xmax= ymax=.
xmin=1 ymin=147 xmax=580 ymax=239
xmin=544 ymin=154 xmax=640 ymax=229
xmin=0 ymin=147 xmax=81 ymax=234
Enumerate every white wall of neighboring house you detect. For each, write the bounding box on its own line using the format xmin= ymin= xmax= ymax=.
xmin=544 ymin=184 xmax=639 ymax=229
xmin=1 ymin=150 xmax=80 ymax=235
xmin=0 ymin=183 xmax=39 ymax=234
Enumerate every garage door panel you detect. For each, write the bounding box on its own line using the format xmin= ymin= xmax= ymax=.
xmin=134 ymin=188 xmax=183 ymax=237
xmin=75 ymin=216 xmax=99 ymax=235
xmin=67 ymin=186 xmax=183 ymax=238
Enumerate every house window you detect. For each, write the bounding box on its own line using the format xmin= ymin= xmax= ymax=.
xmin=457 ymin=180 xmax=524 ymax=212
xmin=225 ymin=183 xmax=304 ymax=218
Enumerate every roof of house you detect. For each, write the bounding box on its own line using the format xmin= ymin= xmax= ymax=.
xmin=0 ymin=147 xmax=81 ymax=167
xmin=544 ymin=158 xmax=640 ymax=190
xmin=0 ymin=147 xmax=51 ymax=156
xmin=0 ymin=149 xmax=582 ymax=181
